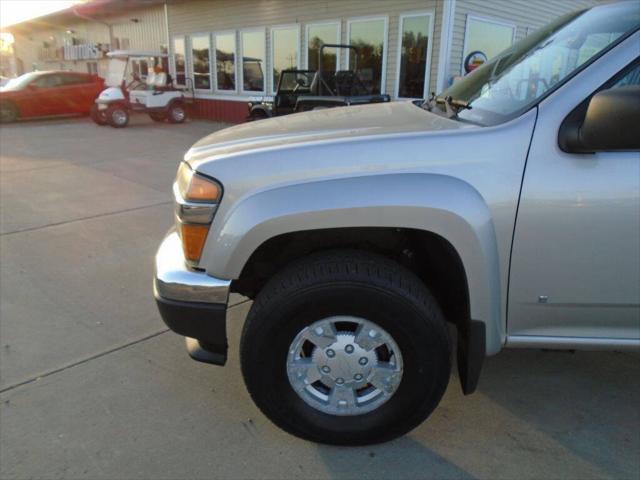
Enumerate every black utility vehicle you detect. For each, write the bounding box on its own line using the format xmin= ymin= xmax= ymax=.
xmin=248 ymin=44 xmax=390 ymax=120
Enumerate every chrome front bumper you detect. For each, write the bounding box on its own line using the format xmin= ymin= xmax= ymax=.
xmin=153 ymin=230 xmax=232 ymax=365
xmin=153 ymin=231 xmax=230 ymax=304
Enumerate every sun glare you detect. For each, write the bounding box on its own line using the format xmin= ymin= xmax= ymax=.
xmin=0 ymin=1 xmax=85 ymax=29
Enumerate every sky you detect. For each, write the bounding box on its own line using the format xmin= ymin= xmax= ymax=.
xmin=0 ymin=1 xmax=84 ymax=28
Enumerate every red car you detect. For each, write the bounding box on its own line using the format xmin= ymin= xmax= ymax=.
xmin=0 ymin=71 xmax=104 ymax=123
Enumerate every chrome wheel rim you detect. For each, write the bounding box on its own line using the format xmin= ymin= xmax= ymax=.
xmin=286 ymin=316 xmax=403 ymax=416
xmin=171 ymin=107 xmax=185 ymax=121
xmin=112 ymin=109 xmax=127 ymax=125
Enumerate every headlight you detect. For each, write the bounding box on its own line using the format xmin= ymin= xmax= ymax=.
xmin=176 ymin=161 xmax=222 ymax=202
xmin=174 ymin=162 xmax=223 ymax=265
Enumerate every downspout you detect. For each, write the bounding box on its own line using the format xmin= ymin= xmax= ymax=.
xmin=164 ymin=2 xmax=170 ymax=48
xmin=436 ymin=0 xmax=456 ymax=93
xmin=164 ymin=2 xmax=172 ymax=77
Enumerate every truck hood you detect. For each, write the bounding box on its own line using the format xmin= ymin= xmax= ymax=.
xmin=185 ymin=101 xmax=470 ymax=166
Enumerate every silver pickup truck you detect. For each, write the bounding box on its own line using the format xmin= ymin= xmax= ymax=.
xmin=154 ymin=2 xmax=640 ymax=445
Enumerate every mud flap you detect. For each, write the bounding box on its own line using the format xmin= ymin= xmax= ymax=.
xmin=457 ymin=319 xmax=486 ymax=395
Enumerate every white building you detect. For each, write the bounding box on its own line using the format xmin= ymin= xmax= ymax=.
xmin=5 ymin=0 xmax=599 ymax=122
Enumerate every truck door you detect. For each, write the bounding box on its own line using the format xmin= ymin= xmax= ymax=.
xmin=508 ymin=58 xmax=640 ymax=344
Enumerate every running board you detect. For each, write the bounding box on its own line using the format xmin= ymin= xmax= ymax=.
xmin=506 ymin=335 xmax=640 ymax=350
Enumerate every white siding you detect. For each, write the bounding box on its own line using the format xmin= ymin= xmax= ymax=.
xmin=167 ymin=0 xmax=443 ymax=98
xmin=447 ymin=0 xmax=600 ymax=85
xmin=10 ymin=5 xmax=167 ymax=77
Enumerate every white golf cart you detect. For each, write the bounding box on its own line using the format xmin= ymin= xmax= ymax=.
xmin=91 ymin=50 xmax=193 ymax=128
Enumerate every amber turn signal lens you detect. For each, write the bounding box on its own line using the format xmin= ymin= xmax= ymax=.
xmin=180 ymin=223 xmax=210 ymax=263
xmin=186 ymin=175 xmax=221 ymax=202
xmin=176 ymin=162 xmax=222 ymax=203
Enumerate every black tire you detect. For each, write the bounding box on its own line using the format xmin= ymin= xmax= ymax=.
xmin=240 ymin=250 xmax=451 ymax=445
xmin=167 ymin=102 xmax=186 ymax=124
xmin=107 ymin=104 xmax=129 ymax=128
xmin=0 ymin=101 xmax=18 ymax=123
xmin=250 ymin=109 xmax=268 ymax=121
xmin=90 ymin=104 xmax=108 ymax=125
xmin=149 ymin=112 xmax=167 ymax=122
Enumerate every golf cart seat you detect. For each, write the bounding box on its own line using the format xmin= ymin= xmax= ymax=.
xmin=144 ymin=72 xmax=174 ymax=92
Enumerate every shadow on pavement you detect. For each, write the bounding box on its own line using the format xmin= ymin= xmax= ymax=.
xmin=317 ymin=435 xmax=477 ymax=480
xmin=477 ymin=348 xmax=640 ymax=478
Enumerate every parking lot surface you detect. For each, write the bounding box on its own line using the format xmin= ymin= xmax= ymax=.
xmin=1 ymin=116 xmax=639 ymax=480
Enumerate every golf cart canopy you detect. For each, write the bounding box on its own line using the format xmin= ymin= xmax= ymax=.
xmin=107 ymin=50 xmax=168 ymax=59
xmin=104 ymin=51 xmax=168 ymax=87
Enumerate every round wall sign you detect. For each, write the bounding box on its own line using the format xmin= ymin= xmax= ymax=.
xmin=464 ymin=50 xmax=488 ymax=74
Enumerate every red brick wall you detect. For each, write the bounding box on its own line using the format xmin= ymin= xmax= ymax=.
xmin=190 ymin=98 xmax=248 ymax=123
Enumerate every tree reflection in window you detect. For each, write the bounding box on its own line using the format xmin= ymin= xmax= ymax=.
xmin=307 ymin=23 xmax=339 ymax=72
xmin=215 ymin=33 xmax=236 ymax=91
xmin=192 ymin=34 xmax=211 ymax=89
xmin=349 ymin=18 xmax=385 ymax=94
xmin=398 ymin=15 xmax=430 ymax=98
xmin=242 ymin=30 xmax=265 ymax=92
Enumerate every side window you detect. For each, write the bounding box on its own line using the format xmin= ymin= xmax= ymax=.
xmin=610 ymin=63 xmax=640 ymax=88
xmin=59 ymin=74 xmax=89 ymax=86
xmin=31 ymin=74 xmax=62 ymax=88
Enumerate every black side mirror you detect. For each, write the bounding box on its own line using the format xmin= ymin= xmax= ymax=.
xmin=559 ymin=85 xmax=640 ymax=153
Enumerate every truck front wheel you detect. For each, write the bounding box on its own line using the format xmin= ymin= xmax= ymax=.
xmin=240 ymin=250 xmax=451 ymax=445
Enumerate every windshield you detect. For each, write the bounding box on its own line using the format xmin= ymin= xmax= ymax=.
xmin=1 ymin=72 xmax=41 ymax=91
xmin=278 ymin=71 xmax=315 ymax=92
xmin=105 ymin=57 xmax=128 ymax=87
xmin=438 ymin=1 xmax=640 ymax=126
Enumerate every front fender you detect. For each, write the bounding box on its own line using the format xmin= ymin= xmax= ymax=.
xmin=249 ymin=104 xmax=273 ymax=117
xmin=203 ymin=173 xmax=503 ymax=354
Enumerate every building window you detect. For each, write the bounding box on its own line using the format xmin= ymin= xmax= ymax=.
xmin=173 ymin=36 xmax=187 ymax=86
xmin=191 ymin=33 xmax=212 ymax=90
xmin=113 ymin=37 xmax=130 ymax=50
xmin=87 ymin=61 xmax=98 ymax=75
xmin=347 ymin=17 xmax=388 ymax=94
xmin=396 ymin=12 xmax=434 ymax=99
xmin=271 ymin=25 xmax=299 ymax=94
xmin=306 ymin=21 xmax=340 ymax=71
xmin=462 ymin=15 xmax=515 ymax=73
xmin=215 ymin=32 xmax=237 ymax=92
xmin=240 ymin=29 xmax=266 ymax=94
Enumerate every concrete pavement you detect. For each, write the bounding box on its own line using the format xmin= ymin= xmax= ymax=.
xmin=1 ymin=116 xmax=639 ymax=480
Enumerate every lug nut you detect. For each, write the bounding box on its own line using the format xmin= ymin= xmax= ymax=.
xmin=358 ymin=357 xmax=368 ymax=366
xmin=321 ymin=366 xmax=331 ymax=373
xmin=335 ymin=377 xmax=345 ymax=385
xmin=326 ymin=349 xmax=335 ymax=358
xmin=368 ymin=329 xmax=378 ymax=338
xmin=354 ymin=373 xmax=363 ymax=381
xmin=345 ymin=344 xmax=354 ymax=354
xmin=314 ymin=326 xmax=324 ymax=336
